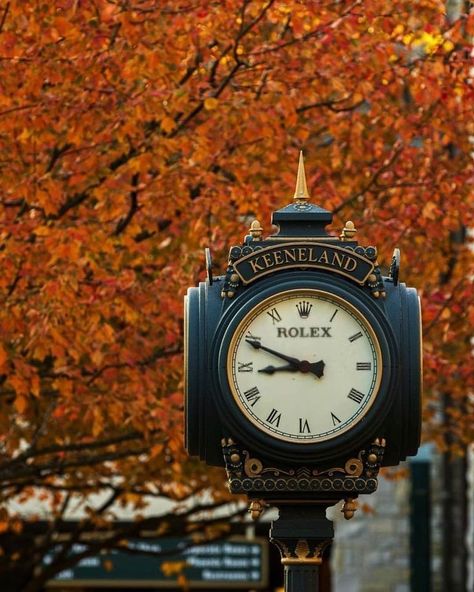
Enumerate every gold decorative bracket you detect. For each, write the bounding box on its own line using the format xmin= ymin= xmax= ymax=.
xmin=221 ymin=438 xmax=387 ymax=497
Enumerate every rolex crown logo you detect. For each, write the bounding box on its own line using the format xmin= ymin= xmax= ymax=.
xmin=296 ymin=301 xmax=312 ymax=319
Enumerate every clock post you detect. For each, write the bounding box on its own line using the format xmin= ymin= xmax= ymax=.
xmin=184 ymin=153 xmax=422 ymax=591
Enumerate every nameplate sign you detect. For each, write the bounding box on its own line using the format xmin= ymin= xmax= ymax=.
xmin=233 ymin=242 xmax=374 ymax=285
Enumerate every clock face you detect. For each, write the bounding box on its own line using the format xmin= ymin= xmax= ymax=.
xmin=226 ymin=289 xmax=382 ymax=443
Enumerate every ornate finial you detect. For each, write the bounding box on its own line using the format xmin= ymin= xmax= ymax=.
xmin=249 ymin=219 xmax=263 ymax=240
xmin=340 ymin=220 xmax=357 ymax=241
xmin=248 ymin=500 xmax=266 ymax=521
xmin=342 ymin=497 xmax=358 ymax=520
xmin=293 ymin=150 xmax=310 ymax=202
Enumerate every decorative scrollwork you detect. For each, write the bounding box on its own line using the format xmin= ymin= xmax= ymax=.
xmin=220 ymin=208 xmax=388 ymax=299
xmin=344 ymin=457 xmax=364 ymax=477
xmin=243 ymin=451 xmax=293 ymax=478
xmin=221 ymin=438 xmax=386 ymax=496
xmin=244 ymin=455 xmax=263 ymax=477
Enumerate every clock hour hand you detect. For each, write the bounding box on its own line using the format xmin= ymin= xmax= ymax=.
xmin=308 ymin=360 xmax=325 ymax=379
xmin=245 ymin=339 xmax=301 ymax=367
xmin=289 ymin=359 xmax=325 ymax=379
xmin=258 ymin=364 xmax=298 ymax=375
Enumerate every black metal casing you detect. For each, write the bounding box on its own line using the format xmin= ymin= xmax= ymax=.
xmin=185 ymin=269 xmax=421 ymax=469
xmin=185 ymin=155 xmax=423 ymax=502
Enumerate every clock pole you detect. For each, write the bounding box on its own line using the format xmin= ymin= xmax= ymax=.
xmin=270 ymin=502 xmax=333 ymax=592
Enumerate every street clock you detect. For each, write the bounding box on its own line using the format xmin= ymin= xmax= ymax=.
xmin=185 ymin=152 xmax=422 ymax=519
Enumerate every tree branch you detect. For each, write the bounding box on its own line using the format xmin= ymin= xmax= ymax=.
xmin=113 ymin=172 xmax=140 ymax=235
xmin=333 ymin=144 xmax=404 ymax=214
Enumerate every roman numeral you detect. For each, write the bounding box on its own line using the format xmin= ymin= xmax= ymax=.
xmin=330 ymin=309 xmax=338 ymax=322
xmin=266 ymin=308 xmax=282 ymax=324
xmin=299 ymin=418 xmax=310 ymax=434
xmin=245 ymin=331 xmax=261 ymax=342
xmin=266 ymin=408 xmax=281 ymax=427
xmin=238 ymin=362 xmax=253 ymax=373
xmin=243 ymin=387 xmax=261 ymax=407
xmin=348 ymin=388 xmax=364 ymax=404
xmin=348 ymin=331 xmax=363 ymax=342
xmin=331 ymin=412 xmax=341 ymax=426
xmin=356 ymin=362 xmax=371 ymax=371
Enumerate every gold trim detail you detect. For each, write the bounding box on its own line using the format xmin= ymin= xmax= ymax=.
xmin=241 ymin=449 xmax=364 ymax=479
xmin=249 ymin=219 xmax=263 ymax=240
xmin=340 ymin=220 xmax=357 ymax=241
xmin=248 ymin=499 xmax=267 ymax=521
xmin=342 ymin=497 xmax=358 ymax=520
xmin=280 ymin=539 xmax=324 ymax=565
xmin=344 ymin=457 xmax=364 ymax=477
xmin=222 ymin=438 xmax=386 ymax=495
xmin=244 ymin=455 xmax=264 ymax=477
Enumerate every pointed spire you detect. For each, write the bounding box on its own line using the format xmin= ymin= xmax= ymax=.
xmin=293 ymin=150 xmax=310 ymax=202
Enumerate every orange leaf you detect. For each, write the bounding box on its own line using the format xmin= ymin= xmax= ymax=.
xmin=204 ymin=97 xmax=218 ymax=110
xmin=161 ymin=117 xmax=177 ymax=133
xmin=14 ymin=395 xmax=27 ymax=414
xmin=0 ymin=345 xmax=7 ymax=369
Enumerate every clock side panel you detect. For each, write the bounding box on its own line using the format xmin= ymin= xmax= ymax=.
xmin=185 ymin=280 xmax=227 ymax=466
xmin=184 ymin=286 xmax=200 ymax=457
xmin=202 ymin=279 xmax=230 ymax=465
xmin=380 ymin=281 xmax=403 ymax=466
xmin=403 ymin=286 xmax=422 ymax=457
xmin=381 ymin=282 xmax=422 ymax=464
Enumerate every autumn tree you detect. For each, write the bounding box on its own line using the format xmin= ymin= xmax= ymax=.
xmin=0 ymin=1 xmax=472 ymax=590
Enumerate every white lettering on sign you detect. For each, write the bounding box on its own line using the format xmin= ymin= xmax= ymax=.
xmin=187 ymin=557 xmax=222 ymax=568
xmin=223 ymin=557 xmax=253 ymax=568
xmin=223 ymin=543 xmax=252 ymax=555
xmin=56 ymin=569 xmax=74 ymax=580
xmin=77 ymin=557 xmax=100 ymax=568
xmin=184 ymin=544 xmax=221 ymax=555
xmin=202 ymin=570 xmax=250 ymax=580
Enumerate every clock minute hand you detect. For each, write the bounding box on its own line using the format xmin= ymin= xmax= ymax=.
xmin=245 ymin=339 xmax=301 ymax=367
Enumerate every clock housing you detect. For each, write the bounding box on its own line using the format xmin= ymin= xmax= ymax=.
xmin=210 ymin=273 xmax=399 ymax=463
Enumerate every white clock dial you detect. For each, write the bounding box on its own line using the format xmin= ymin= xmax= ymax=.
xmin=227 ymin=289 xmax=382 ymax=443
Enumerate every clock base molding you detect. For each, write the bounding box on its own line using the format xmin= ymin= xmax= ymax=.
xmin=221 ymin=437 xmax=386 ymax=499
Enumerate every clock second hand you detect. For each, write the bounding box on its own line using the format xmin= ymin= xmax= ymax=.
xmin=246 ymin=339 xmax=325 ymax=379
